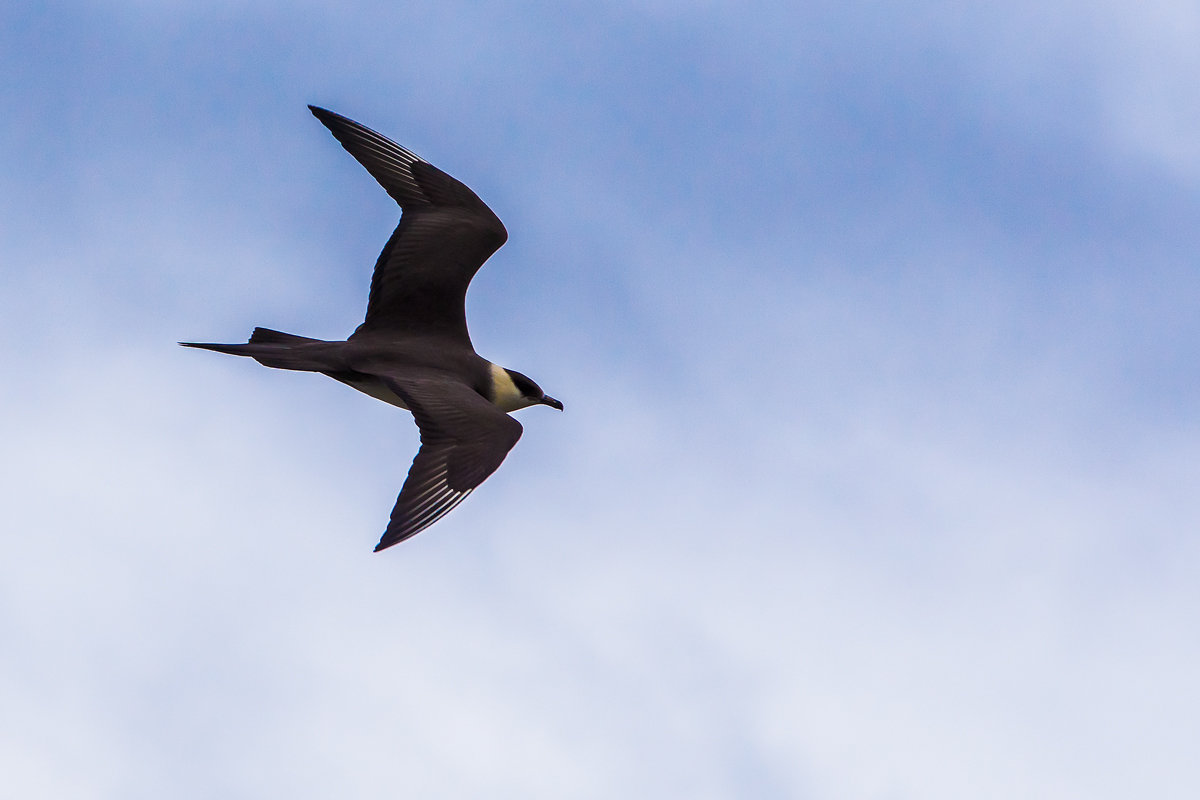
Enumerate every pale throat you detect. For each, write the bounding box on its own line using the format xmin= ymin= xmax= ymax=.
xmin=489 ymin=363 xmax=534 ymax=412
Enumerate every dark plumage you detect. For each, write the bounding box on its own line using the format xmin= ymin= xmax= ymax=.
xmin=183 ymin=106 xmax=561 ymax=551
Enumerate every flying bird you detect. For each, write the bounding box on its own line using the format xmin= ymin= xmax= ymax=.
xmin=183 ymin=106 xmax=562 ymax=552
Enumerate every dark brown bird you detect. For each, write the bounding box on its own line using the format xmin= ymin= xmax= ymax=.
xmin=183 ymin=106 xmax=561 ymax=551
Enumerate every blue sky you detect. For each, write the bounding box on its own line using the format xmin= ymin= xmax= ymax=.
xmin=2 ymin=1 xmax=1199 ymax=797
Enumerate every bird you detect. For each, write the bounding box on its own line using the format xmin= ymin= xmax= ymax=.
xmin=182 ymin=105 xmax=562 ymax=552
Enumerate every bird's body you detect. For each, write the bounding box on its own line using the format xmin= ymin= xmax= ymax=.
xmin=183 ymin=106 xmax=561 ymax=551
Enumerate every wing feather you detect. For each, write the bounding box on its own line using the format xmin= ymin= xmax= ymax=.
xmin=373 ymin=375 xmax=523 ymax=551
xmin=308 ymin=106 xmax=508 ymax=343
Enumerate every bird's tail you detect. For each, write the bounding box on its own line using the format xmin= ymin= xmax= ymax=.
xmin=247 ymin=327 xmax=321 ymax=345
xmin=180 ymin=328 xmax=337 ymax=371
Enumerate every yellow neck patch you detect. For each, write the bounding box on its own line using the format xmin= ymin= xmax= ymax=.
xmin=489 ymin=363 xmax=532 ymax=412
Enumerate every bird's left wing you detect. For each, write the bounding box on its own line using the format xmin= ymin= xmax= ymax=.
xmin=308 ymin=106 xmax=507 ymax=343
xmin=374 ymin=374 xmax=523 ymax=551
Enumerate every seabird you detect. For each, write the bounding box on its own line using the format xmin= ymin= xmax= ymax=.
xmin=183 ymin=105 xmax=562 ymax=552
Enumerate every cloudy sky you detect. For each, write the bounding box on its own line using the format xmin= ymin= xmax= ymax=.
xmin=3 ymin=1 xmax=1198 ymax=797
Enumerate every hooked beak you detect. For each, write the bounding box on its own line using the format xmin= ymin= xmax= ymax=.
xmin=540 ymin=395 xmax=564 ymax=411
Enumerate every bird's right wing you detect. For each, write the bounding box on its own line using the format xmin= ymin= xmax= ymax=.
xmin=308 ymin=106 xmax=508 ymax=344
xmin=374 ymin=374 xmax=523 ymax=551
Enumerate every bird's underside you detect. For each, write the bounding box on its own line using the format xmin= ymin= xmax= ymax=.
xmin=182 ymin=106 xmax=553 ymax=551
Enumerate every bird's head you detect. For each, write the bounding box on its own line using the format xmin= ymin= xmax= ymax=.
xmin=495 ymin=366 xmax=563 ymax=412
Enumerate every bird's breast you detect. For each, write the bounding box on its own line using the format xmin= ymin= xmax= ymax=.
xmin=336 ymin=375 xmax=410 ymax=409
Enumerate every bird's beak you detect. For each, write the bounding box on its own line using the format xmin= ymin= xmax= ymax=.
xmin=541 ymin=395 xmax=564 ymax=411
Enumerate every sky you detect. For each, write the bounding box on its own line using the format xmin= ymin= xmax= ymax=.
xmin=2 ymin=1 xmax=1199 ymax=797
